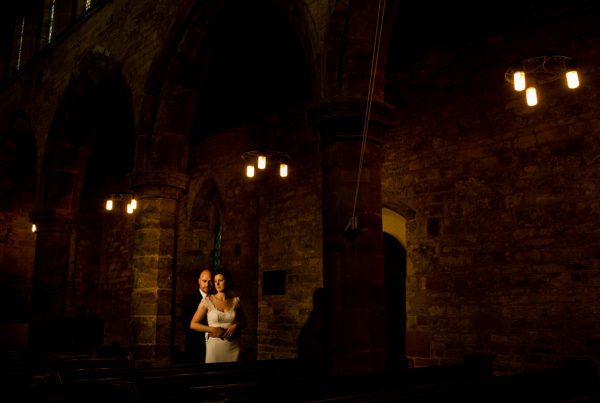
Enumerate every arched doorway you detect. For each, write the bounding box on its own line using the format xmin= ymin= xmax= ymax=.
xmin=384 ymin=232 xmax=407 ymax=369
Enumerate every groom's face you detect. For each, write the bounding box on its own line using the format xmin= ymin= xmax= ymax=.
xmin=199 ymin=270 xmax=213 ymax=294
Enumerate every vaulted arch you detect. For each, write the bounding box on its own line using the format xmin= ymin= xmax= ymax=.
xmin=38 ymin=48 xmax=135 ymax=214
xmin=29 ymin=48 xmax=135 ymax=348
xmin=136 ymin=0 xmax=314 ymax=174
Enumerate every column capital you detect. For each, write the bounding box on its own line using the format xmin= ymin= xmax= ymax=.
xmin=130 ymin=170 xmax=188 ymax=199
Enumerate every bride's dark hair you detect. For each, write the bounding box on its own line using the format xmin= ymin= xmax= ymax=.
xmin=214 ymin=267 xmax=234 ymax=289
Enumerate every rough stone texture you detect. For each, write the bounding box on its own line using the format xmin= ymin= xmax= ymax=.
xmin=173 ymin=125 xmax=322 ymax=361
xmin=382 ymin=9 xmax=600 ymax=373
xmin=1 ymin=0 xmax=600 ymax=374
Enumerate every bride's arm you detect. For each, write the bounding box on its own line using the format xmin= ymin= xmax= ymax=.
xmin=190 ymin=304 xmax=210 ymax=332
xmin=190 ymin=301 xmax=222 ymax=338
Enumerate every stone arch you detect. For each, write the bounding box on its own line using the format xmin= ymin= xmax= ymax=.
xmin=30 ymin=48 xmax=136 ymax=348
xmin=189 ymin=177 xmax=224 ymax=264
xmin=382 ymin=206 xmax=408 ymax=248
xmin=175 ymin=176 xmax=224 ymax=352
xmin=138 ymin=2 xmax=315 ymax=362
xmin=137 ymin=0 xmax=315 ymax=174
xmin=38 ymin=47 xmax=135 ymax=214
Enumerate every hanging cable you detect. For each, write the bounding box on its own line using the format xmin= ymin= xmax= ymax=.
xmin=345 ymin=0 xmax=387 ymax=234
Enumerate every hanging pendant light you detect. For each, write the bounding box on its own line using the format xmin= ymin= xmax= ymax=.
xmin=566 ymin=70 xmax=579 ymax=89
xmin=257 ymin=155 xmax=267 ymax=170
xmin=505 ymin=55 xmax=580 ymax=107
xmin=279 ymin=163 xmax=288 ymax=178
xmin=105 ymin=193 xmax=137 ymax=213
xmin=525 ymin=86 xmax=538 ymax=106
xmin=246 ymin=165 xmax=255 ymax=178
xmin=513 ymin=71 xmax=526 ymax=91
xmin=242 ymin=149 xmax=289 ymax=180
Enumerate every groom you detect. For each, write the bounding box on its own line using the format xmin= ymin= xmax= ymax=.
xmin=182 ymin=268 xmax=214 ymax=363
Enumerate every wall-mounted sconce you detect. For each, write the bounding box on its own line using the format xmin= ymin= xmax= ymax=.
xmin=241 ymin=149 xmax=289 ymax=179
xmin=505 ymin=54 xmax=580 ymax=106
xmin=105 ymin=193 xmax=137 ymax=214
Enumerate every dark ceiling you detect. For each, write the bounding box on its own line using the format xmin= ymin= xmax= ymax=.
xmin=387 ymin=0 xmax=596 ymax=71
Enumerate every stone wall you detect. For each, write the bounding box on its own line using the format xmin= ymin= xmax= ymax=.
xmin=0 ymin=0 xmax=183 ymax=347
xmin=176 ymin=123 xmax=323 ymax=360
xmin=382 ymin=10 xmax=600 ymax=372
xmin=2 ymin=0 xmax=599 ymax=371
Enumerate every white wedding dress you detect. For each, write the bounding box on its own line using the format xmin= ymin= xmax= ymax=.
xmin=200 ymin=296 xmax=241 ymax=363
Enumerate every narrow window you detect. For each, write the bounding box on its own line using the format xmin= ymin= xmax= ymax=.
xmin=210 ymin=222 xmax=222 ymax=271
xmin=48 ymin=0 xmax=56 ymax=43
xmin=85 ymin=0 xmax=92 ymax=12
xmin=16 ymin=17 xmax=25 ymax=70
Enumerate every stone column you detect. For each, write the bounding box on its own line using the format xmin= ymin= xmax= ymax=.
xmin=28 ymin=209 xmax=75 ymax=347
xmin=307 ymin=97 xmax=395 ymax=374
xmin=129 ymin=171 xmax=187 ymax=366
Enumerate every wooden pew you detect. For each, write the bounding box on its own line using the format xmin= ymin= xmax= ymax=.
xmin=147 ymin=355 xmax=492 ymax=403
xmin=56 ymin=359 xmax=300 ymax=402
xmin=297 ymin=358 xmax=600 ymax=403
xmin=38 ymin=354 xmax=598 ymax=403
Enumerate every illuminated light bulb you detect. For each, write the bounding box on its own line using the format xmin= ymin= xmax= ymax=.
xmin=513 ymin=71 xmax=526 ymax=91
xmin=106 ymin=199 xmax=113 ymax=211
xmin=127 ymin=203 xmax=134 ymax=214
xmin=258 ymin=155 xmax=266 ymax=169
xmin=566 ymin=70 xmax=579 ymax=89
xmin=526 ymin=86 xmax=538 ymax=106
xmin=279 ymin=163 xmax=288 ymax=178
xmin=32 ymin=224 xmax=36 ymax=233
xmin=130 ymin=198 xmax=137 ymax=210
xmin=246 ymin=165 xmax=255 ymax=178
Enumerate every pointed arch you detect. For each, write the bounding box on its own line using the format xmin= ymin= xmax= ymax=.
xmin=38 ymin=47 xmax=135 ymax=214
xmin=382 ymin=206 xmax=407 ymax=247
xmin=137 ymin=0 xmax=314 ymax=173
xmin=30 ymin=48 xmax=136 ymax=348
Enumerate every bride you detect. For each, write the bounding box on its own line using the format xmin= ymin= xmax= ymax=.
xmin=190 ymin=267 xmax=243 ymax=363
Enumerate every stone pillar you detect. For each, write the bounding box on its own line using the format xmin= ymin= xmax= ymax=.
xmin=28 ymin=209 xmax=75 ymax=347
xmin=129 ymin=171 xmax=187 ymax=366
xmin=307 ymin=97 xmax=395 ymax=374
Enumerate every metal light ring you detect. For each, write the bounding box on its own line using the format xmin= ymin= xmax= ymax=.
xmin=241 ymin=149 xmax=290 ymax=163
xmin=505 ymin=55 xmax=576 ymax=85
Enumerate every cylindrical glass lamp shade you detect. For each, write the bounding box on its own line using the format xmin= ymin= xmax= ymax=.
xmin=32 ymin=224 xmax=36 ymax=233
xmin=526 ymin=86 xmax=538 ymax=106
xmin=130 ymin=198 xmax=137 ymax=210
xmin=105 ymin=199 xmax=113 ymax=210
xmin=258 ymin=155 xmax=266 ymax=169
xmin=566 ymin=70 xmax=579 ymax=89
xmin=513 ymin=71 xmax=526 ymax=91
xmin=279 ymin=163 xmax=288 ymax=178
xmin=127 ymin=203 xmax=134 ymax=214
xmin=246 ymin=165 xmax=255 ymax=178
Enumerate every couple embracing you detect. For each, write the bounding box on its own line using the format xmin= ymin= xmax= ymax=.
xmin=184 ymin=267 xmax=244 ymax=363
